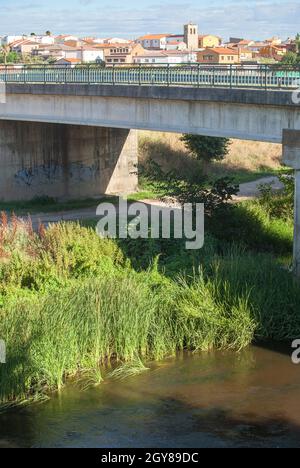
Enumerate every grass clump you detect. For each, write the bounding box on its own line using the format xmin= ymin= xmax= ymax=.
xmin=0 ymin=265 xmax=258 ymax=407
xmin=208 ymin=201 xmax=293 ymax=257
xmin=0 ymin=216 xmax=126 ymax=301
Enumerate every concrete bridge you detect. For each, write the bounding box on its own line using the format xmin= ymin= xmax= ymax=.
xmin=0 ymin=67 xmax=300 ymax=274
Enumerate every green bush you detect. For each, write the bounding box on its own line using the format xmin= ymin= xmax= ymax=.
xmin=208 ymin=201 xmax=293 ymax=256
xmin=0 ymin=220 xmax=126 ymax=299
xmin=141 ymin=159 xmax=238 ymax=215
xmin=180 ymin=135 xmax=231 ymax=162
xmin=258 ymin=173 xmax=294 ymax=220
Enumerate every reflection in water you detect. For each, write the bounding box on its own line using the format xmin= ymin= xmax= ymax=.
xmin=1 ymin=346 xmax=300 ymax=448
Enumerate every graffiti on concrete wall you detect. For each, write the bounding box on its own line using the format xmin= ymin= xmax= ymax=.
xmin=14 ymin=162 xmax=99 ymax=187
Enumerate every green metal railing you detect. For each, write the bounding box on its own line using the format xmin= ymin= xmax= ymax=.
xmin=1 ymin=64 xmax=300 ymax=90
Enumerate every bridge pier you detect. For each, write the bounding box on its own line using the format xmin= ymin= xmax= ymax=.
xmin=0 ymin=120 xmax=138 ymax=201
xmin=283 ymin=130 xmax=300 ymax=277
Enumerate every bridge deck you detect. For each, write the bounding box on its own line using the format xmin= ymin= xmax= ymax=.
xmin=4 ymin=83 xmax=298 ymax=108
xmin=1 ymin=64 xmax=300 ymax=91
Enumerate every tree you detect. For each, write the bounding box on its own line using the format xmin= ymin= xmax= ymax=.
xmin=282 ymin=34 xmax=300 ymax=64
xmin=281 ymin=51 xmax=300 ymax=65
xmin=142 ymin=159 xmax=238 ymax=216
xmin=0 ymin=45 xmax=11 ymax=65
xmin=0 ymin=47 xmax=22 ymax=65
xmin=45 ymin=31 xmax=52 ymax=36
xmin=180 ymin=134 xmax=230 ymax=162
xmin=296 ymin=33 xmax=300 ymax=55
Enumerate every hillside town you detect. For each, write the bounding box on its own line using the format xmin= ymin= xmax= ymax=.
xmin=0 ymin=23 xmax=299 ymax=67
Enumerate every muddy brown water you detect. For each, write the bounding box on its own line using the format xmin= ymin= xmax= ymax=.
xmin=0 ymin=344 xmax=300 ymax=448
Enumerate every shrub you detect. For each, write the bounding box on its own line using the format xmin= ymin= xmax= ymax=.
xmin=208 ymin=201 xmax=293 ymax=255
xmin=0 ymin=220 xmax=126 ymax=298
xmin=141 ymin=160 xmax=239 ymax=215
xmin=180 ymin=135 xmax=231 ymax=162
xmin=258 ymin=173 xmax=294 ymax=220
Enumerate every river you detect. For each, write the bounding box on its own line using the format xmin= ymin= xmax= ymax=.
xmin=0 ymin=344 xmax=300 ymax=448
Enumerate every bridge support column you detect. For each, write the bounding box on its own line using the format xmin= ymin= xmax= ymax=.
xmin=283 ymin=129 xmax=300 ymax=277
xmin=0 ymin=120 xmax=138 ymax=201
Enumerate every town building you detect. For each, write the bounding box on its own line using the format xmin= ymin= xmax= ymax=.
xmin=198 ymin=35 xmax=221 ymax=49
xmin=133 ymin=50 xmax=197 ymax=65
xmin=10 ymin=39 xmax=40 ymax=56
xmin=104 ymin=38 xmax=132 ymax=44
xmin=197 ymin=47 xmax=240 ymax=64
xmin=238 ymin=48 xmax=254 ymax=62
xmin=105 ymin=43 xmax=145 ymax=64
xmin=184 ymin=23 xmax=198 ymax=50
xmin=166 ymin=34 xmax=185 ymax=44
xmin=259 ymin=44 xmax=287 ymax=61
xmin=136 ymin=34 xmax=169 ymax=50
xmin=32 ymin=44 xmax=80 ymax=60
xmin=55 ymin=35 xmax=79 ymax=44
xmin=32 ymin=44 xmax=104 ymax=63
xmin=55 ymin=58 xmax=82 ymax=67
xmin=246 ymin=42 xmax=270 ymax=53
xmin=136 ymin=25 xmax=218 ymax=52
xmin=165 ymin=41 xmax=187 ymax=51
xmin=1 ymin=35 xmax=25 ymax=45
xmin=226 ymin=39 xmax=255 ymax=51
xmin=33 ymin=35 xmax=55 ymax=45
xmin=80 ymin=47 xmax=105 ymax=63
xmin=265 ymin=37 xmax=282 ymax=46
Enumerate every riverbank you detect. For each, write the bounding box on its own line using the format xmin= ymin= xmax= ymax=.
xmin=0 ymin=196 xmax=299 ymax=408
xmin=0 ymin=133 xmax=297 ymax=409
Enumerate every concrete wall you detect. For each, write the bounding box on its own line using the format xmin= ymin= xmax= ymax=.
xmin=2 ymin=85 xmax=300 ymax=143
xmin=0 ymin=120 xmax=138 ymax=201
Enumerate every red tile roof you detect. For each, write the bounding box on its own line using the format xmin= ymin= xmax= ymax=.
xmin=138 ymin=34 xmax=169 ymax=40
xmin=201 ymin=47 xmax=239 ymax=55
xmin=56 ymin=58 xmax=81 ymax=63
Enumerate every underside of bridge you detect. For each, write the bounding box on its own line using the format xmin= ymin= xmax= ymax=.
xmin=1 ymin=84 xmax=300 ymax=276
xmin=0 ymin=120 xmax=138 ymax=201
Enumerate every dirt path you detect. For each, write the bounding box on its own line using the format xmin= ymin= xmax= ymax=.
xmin=13 ymin=176 xmax=282 ymax=228
xmin=234 ymin=176 xmax=283 ymax=201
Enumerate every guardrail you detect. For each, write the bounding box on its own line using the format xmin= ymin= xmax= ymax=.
xmin=0 ymin=64 xmax=300 ymax=90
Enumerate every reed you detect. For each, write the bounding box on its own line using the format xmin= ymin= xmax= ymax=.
xmin=0 ymin=213 xmax=299 ymax=408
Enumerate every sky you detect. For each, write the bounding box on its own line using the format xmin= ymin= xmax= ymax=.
xmin=0 ymin=0 xmax=299 ymax=41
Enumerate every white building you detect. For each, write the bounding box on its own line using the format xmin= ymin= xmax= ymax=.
xmin=166 ymin=34 xmax=184 ymax=44
xmin=34 ymin=35 xmax=55 ymax=45
xmin=104 ymin=38 xmax=132 ymax=44
xmin=32 ymin=45 xmax=79 ymax=60
xmin=134 ymin=50 xmax=197 ymax=64
xmin=92 ymin=38 xmax=105 ymax=44
xmin=80 ymin=48 xmax=104 ymax=63
xmin=55 ymin=35 xmax=79 ymax=44
xmin=1 ymin=35 xmax=25 ymax=45
xmin=166 ymin=41 xmax=187 ymax=51
xmin=136 ymin=34 xmax=169 ymax=50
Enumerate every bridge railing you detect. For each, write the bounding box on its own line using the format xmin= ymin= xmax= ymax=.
xmin=0 ymin=64 xmax=300 ymax=90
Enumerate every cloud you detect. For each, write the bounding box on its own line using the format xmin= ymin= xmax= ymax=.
xmin=0 ymin=0 xmax=298 ymax=39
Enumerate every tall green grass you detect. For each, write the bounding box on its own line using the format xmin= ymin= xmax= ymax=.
xmin=0 ymin=266 xmax=257 ymax=407
xmin=208 ymin=201 xmax=293 ymax=257
xmin=0 ymin=210 xmax=299 ymax=408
